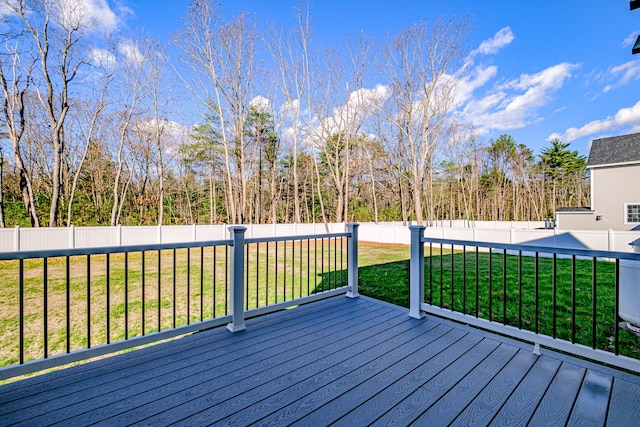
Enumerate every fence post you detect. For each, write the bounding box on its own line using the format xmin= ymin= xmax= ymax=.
xmin=409 ymin=225 xmax=426 ymax=319
xmin=346 ymin=223 xmax=359 ymax=298
xmin=14 ymin=225 xmax=20 ymax=251
xmin=69 ymin=225 xmax=75 ymax=249
xmin=227 ymin=226 xmax=247 ymax=333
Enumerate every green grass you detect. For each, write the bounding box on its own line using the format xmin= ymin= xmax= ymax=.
xmin=1 ymin=240 xmax=638 ymax=370
xmin=0 ymin=239 xmax=347 ymax=367
xmin=356 ymin=244 xmax=640 ymax=360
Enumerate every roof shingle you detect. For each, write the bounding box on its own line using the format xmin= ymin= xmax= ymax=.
xmin=587 ymin=133 xmax=640 ymax=167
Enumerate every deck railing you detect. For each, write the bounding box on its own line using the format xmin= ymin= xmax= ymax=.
xmin=0 ymin=224 xmax=358 ymax=380
xmin=408 ymin=225 xmax=640 ymax=373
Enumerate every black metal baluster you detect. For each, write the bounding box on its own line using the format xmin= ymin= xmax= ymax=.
xmin=503 ymin=249 xmax=507 ymax=325
xmin=265 ymin=242 xmax=269 ymax=305
xmin=518 ymin=250 xmax=522 ymax=330
xmin=488 ymin=250 xmax=492 ymax=322
xmin=19 ymin=259 xmax=24 ymax=364
xmin=213 ymin=246 xmax=217 ymax=317
xmin=321 ymin=238 xmax=325 ymax=292
xmin=106 ymin=254 xmax=111 ymax=344
xmin=225 ymin=245 xmax=228 ymax=314
xmin=592 ymin=257 xmax=597 ymax=349
xmin=333 ymin=237 xmax=338 ymax=289
xmin=463 ymin=246 xmax=466 ymax=315
xmin=475 ymin=247 xmax=479 ymax=318
xmin=535 ymin=252 xmax=539 ymax=335
xmin=552 ymin=253 xmax=557 ymax=338
xmin=429 ymin=243 xmax=433 ymax=303
xmin=141 ymin=251 xmax=145 ymax=335
xmin=87 ymin=255 xmax=91 ymax=348
xmin=44 ymin=258 xmax=48 ymax=358
xmin=615 ymin=258 xmax=620 ymax=355
xmin=291 ymin=240 xmax=296 ymax=299
xmin=125 ymin=252 xmax=129 ymax=339
xmin=186 ymin=248 xmax=190 ymax=325
xmin=200 ymin=247 xmax=204 ymax=322
xmin=439 ymin=243 xmax=443 ymax=308
xmin=245 ymin=244 xmax=249 ymax=310
xmin=307 ymin=239 xmax=310 ymax=295
xmin=66 ymin=256 xmax=70 ymax=352
xmin=329 ymin=237 xmax=333 ymax=291
xmin=159 ymin=249 xmax=163 ymax=331
xmin=256 ymin=242 xmax=260 ymax=308
xmin=172 ymin=249 xmax=176 ymax=328
xmin=451 ymin=244 xmax=454 ymax=311
xmin=571 ymin=255 xmax=576 ymax=343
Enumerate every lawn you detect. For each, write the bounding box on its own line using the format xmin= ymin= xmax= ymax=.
xmin=0 ymin=240 xmax=638 ymax=371
xmin=356 ymin=242 xmax=640 ymax=360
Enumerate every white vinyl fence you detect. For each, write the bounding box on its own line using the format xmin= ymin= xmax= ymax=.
xmin=1 ymin=221 xmax=638 ymax=253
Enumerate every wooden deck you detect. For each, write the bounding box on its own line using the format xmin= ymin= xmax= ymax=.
xmin=1 ymin=295 xmax=639 ymax=426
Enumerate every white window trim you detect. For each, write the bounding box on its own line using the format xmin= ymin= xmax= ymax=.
xmin=624 ymin=202 xmax=640 ymax=224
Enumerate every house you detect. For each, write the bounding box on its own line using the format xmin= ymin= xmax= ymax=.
xmin=556 ymin=132 xmax=640 ymax=231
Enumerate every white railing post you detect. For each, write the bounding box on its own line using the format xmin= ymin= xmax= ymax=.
xmin=69 ymin=225 xmax=75 ymax=249
xmin=346 ymin=223 xmax=359 ymax=298
xmin=409 ymin=225 xmax=426 ymax=319
xmin=227 ymin=226 xmax=247 ymax=332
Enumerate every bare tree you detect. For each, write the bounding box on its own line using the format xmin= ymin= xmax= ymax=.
xmin=110 ymin=39 xmax=148 ymax=225
xmin=378 ymin=18 xmax=470 ymax=223
xmin=4 ymin=0 xmax=101 ymax=226
xmin=0 ymin=42 xmax=40 ymax=226
xmin=177 ymin=0 xmax=258 ymax=224
xmin=65 ymin=46 xmax=114 ymax=225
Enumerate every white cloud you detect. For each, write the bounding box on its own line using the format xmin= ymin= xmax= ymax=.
xmin=453 ymin=65 xmax=498 ymax=106
xmin=602 ymin=59 xmax=640 ymax=93
xmin=463 ymin=62 xmax=577 ymax=131
xmin=623 ymin=31 xmax=639 ymax=48
xmin=548 ymin=100 xmax=640 ymax=142
xmin=471 ymin=27 xmax=514 ymax=57
xmin=118 ymin=40 xmax=145 ymax=68
xmin=90 ymin=47 xmax=116 ymax=69
xmin=250 ymin=95 xmax=271 ymax=113
xmin=55 ymin=0 xmax=119 ymax=33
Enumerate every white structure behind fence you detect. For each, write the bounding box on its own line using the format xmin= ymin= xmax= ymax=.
xmin=1 ymin=221 xmax=639 ymax=253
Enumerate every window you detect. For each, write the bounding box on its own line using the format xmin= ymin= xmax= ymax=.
xmin=627 ymin=204 xmax=640 ymax=223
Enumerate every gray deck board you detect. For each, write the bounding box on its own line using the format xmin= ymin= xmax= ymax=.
xmin=567 ymin=370 xmax=612 ymax=427
xmin=445 ymin=349 xmax=537 ymax=427
xmin=488 ymin=356 xmax=561 ymax=426
xmin=607 ymin=378 xmax=640 ymax=426
xmin=95 ymin=305 xmax=410 ymax=426
xmin=0 ymin=295 xmax=638 ymax=427
xmin=13 ymin=299 xmax=390 ymax=425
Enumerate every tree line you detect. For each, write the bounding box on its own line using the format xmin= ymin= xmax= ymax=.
xmin=0 ymin=0 xmax=588 ymax=227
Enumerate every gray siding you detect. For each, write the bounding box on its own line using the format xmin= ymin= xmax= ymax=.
xmin=592 ymin=164 xmax=640 ymax=230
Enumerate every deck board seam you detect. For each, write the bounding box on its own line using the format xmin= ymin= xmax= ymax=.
xmin=0 ymin=302 xmax=402 ymax=422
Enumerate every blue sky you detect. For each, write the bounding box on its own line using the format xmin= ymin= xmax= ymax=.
xmin=121 ymin=0 xmax=640 ymax=156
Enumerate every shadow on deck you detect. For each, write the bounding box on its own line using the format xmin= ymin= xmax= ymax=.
xmin=1 ymin=296 xmax=639 ymax=426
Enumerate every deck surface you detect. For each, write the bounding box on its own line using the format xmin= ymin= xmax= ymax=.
xmin=1 ymin=295 xmax=639 ymax=426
